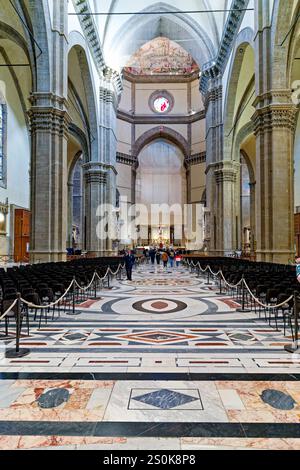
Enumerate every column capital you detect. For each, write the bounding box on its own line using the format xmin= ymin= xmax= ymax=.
xmin=82 ymin=162 xmax=107 ymax=185
xmin=28 ymin=95 xmax=71 ymax=138
xmin=203 ymin=83 xmax=223 ymax=110
xmin=213 ymin=160 xmax=240 ymax=184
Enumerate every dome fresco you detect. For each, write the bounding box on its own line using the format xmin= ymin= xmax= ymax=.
xmin=124 ymin=37 xmax=199 ymax=75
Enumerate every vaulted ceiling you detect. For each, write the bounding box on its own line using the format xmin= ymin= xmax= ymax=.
xmin=89 ymin=0 xmax=232 ymax=71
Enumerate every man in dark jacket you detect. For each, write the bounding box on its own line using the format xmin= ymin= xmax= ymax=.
xmin=124 ymin=250 xmax=135 ymax=281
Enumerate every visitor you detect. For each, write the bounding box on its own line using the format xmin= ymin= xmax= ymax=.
xmin=149 ymin=248 xmax=156 ymax=265
xmin=162 ymin=250 xmax=168 ymax=268
xmin=297 ymin=258 xmax=300 ymax=284
xmin=175 ymin=251 xmax=182 ymax=268
xmin=156 ymin=250 xmax=161 ymax=265
xmin=169 ymin=250 xmax=175 ymax=268
xmin=124 ymin=250 xmax=135 ymax=281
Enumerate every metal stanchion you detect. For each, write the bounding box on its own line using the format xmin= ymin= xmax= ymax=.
xmin=66 ymin=277 xmax=81 ymax=316
xmin=285 ymin=291 xmax=300 ymax=353
xmin=94 ymin=276 xmax=97 ymax=299
xmin=236 ymin=278 xmax=251 ymax=313
xmin=205 ymin=270 xmax=211 ymax=285
xmin=5 ymin=294 xmax=30 ymax=358
xmin=218 ymin=274 xmax=227 ymax=296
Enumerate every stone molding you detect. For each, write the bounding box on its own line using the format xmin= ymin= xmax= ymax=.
xmin=117 ymin=109 xmax=205 ymax=125
xmin=203 ymin=84 xmax=223 ymax=110
xmin=252 ymin=105 xmax=297 ymax=135
xmin=212 ymin=161 xmax=240 ymax=184
xmin=200 ymin=0 xmax=249 ymax=93
xmin=72 ymin=0 xmax=123 ymax=95
xmin=123 ymin=70 xmax=200 ymax=84
xmin=28 ymin=107 xmax=71 ymax=138
xmin=185 ymin=152 xmax=206 ymax=166
xmin=133 ymin=126 xmax=189 ymax=159
xmin=116 ymin=152 xmax=137 ymax=167
xmin=84 ymin=169 xmax=107 ymax=185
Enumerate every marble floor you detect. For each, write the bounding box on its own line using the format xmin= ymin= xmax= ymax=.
xmin=0 ymin=263 xmax=300 ymax=450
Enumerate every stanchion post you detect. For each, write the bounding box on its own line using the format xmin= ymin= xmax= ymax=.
xmin=94 ymin=275 xmax=97 ymax=299
xmin=236 ymin=277 xmax=251 ymax=313
xmin=285 ymin=291 xmax=300 ymax=353
xmin=5 ymin=293 xmax=30 ymax=358
xmin=205 ymin=270 xmax=211 ymax=285
xmin=72 ymin=276 xmax=76 ymax=314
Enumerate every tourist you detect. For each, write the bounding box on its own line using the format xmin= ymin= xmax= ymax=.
xmin=149 ymin=247 xmax=156 ymax=265
xmin=169 ymin=249 xmax=175 ymax=268
xmin=175 ymin=251 xmax=182 ymax=268
xmin=297 ymin=258 xmax=300 ymax=284
xmin=156 ymin=249 xmax=161 ymax=265
xmin=124 ymin=250 xmax=135 ymax=281
xmin=161 ymin=250 xmax=168 ymax=268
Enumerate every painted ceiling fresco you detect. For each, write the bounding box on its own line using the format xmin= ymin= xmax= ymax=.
xmin=124 ymin=37 xmax=199 ymax=75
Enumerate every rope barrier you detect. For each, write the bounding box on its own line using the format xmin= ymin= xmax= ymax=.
xmin=18 ymin=263 xmax=125 ymax=310
xmin=185 ymin=259 xmax=294 ymax=309
xmin=0 ymin=298 xmax=18 ymax=321
xmin=243 ymin=279 xmax=294 ymax=309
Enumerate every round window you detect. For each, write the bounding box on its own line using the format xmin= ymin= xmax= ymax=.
xmin=153 ymin=96 xmax=170 ymax=113
xmin=149 ymin=90 xmax=174 ymax=114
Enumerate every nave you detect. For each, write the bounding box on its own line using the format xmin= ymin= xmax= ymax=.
xmin=1 ymin=263 xmax=300 ymax=450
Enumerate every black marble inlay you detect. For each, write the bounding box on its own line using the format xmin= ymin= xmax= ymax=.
xmin=37 ymin=388 xmax=70 ymax=409
xmin=132 ymin=389 xmax=199 ymax=409
xmin=63 ymin=333 xmax=86 ymax=341
xmin=1 ymin=372 xmax=300 ymax=382
xmin=0 ymin=421 xmax=300 ymax=438
xmin=230 ymin=333 xmax=253 ymax=341
xmin=260 ymin=389 xmax=296 ymax=410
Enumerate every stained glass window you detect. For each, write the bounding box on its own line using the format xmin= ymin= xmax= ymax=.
xmin=153 ymin=96 xmax=170 ymax=113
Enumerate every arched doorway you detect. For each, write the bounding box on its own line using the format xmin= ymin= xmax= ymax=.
xmin=136 ymin=139 xmax=187 ymax=247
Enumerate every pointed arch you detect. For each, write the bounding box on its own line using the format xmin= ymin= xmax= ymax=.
xmin=134 ymin=126 xmax=189 ymax=160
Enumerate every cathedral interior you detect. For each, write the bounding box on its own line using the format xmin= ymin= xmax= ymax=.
xmin=0 ymin=0 xmax=300 ymax=453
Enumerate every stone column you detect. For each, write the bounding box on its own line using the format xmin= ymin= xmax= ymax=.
xmin=83 ymin=163 xmax=107 ymax=255
xmin=252 ymin=93 xmax=296 ymax=263
xmin=28 ymin=96 xmax=70 ymax=262
xmin=67 ymin=181 xmax=74 ymax=248
xmin=249 ymin=181 xmax=256 ymax=255
xmin=251 ymin=0 xmax=297 ymax=263
xmin=204 ymin=77 xmax=225 ymax=254
xmin=98 ymin=70 xmax=119 ymax=254
xmin=214 ymin=161 xmax=240 ymax=254
xmin=28 ymin=0 xmax=69 ymax=262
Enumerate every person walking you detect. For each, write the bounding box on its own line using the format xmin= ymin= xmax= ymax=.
xmin=175 ymin=250 xmax=182 ymax=268
xmin=169 ymin=250 xmax=175 ymax=268
xmin=124 ymin=250 xmax=135 ymax=281
xmin=156 ymin=249 xmax=161 ymax=265
xmin=162 ymin=250 xmax=168 ymax=268
xmin=150 ymin=248 xmax=156 ymax=265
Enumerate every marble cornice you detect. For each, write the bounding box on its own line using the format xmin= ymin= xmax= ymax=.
xmin=185 ymin=152 xmax=206 ymax=166
xmin=117 ymin=109 xmax=205 ymax=125
xmin=123 ymin=70 xmax=200 ymax=84
xmin=116 ymin=152 xmax=138 ymax=167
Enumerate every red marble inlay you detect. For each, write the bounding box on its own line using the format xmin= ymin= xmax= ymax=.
xmin=150 ymin=301 xmax=169 ymax=310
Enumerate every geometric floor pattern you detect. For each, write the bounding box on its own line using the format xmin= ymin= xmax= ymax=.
xmin=1 ymin=263 xmax=300 ymax=450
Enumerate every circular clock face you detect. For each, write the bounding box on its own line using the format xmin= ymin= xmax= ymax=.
xmin=153 ymin=96 xmax=170 ymax=113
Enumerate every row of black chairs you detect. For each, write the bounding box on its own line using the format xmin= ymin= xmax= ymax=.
xmin=0 ymin=257 xmax=123 ymax=335
xmin=189 ymin=257 xmax=299 ymax=339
